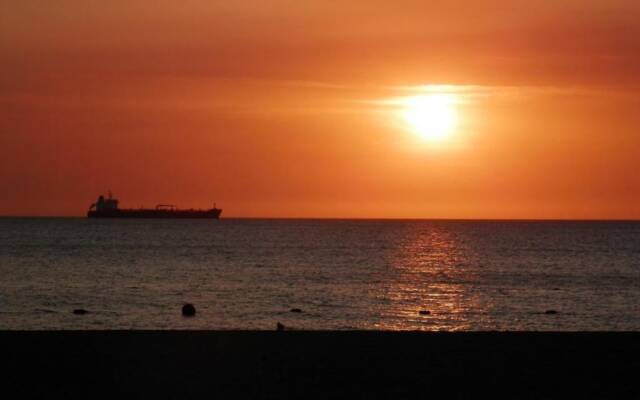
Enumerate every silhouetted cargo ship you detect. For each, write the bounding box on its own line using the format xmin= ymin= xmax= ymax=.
xmin=87 ymin=193 xmax=222 ymax=219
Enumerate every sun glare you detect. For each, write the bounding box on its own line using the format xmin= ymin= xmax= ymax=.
xmin=401 ymin=94 xmax=458 ymax=141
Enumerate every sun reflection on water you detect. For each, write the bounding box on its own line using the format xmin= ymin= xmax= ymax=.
xmin=372 ymin=225 xmax=485 ymax=331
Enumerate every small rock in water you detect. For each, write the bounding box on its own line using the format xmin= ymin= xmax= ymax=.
xmin=545 ymin=310 xmax=559 ymax=315
xmin=290 ymin=308 xmax=302 ymax=313
xmin=182 ymin=303 xmax=196 ymax=317
xmin=419 ymin=310 xmax=431 ymax=316
xmin=276 ymin=322 xmax=286 ymax=331
xmin=72 ymin=309 xmax=88 ymax=315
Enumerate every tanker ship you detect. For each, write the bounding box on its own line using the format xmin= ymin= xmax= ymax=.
xmin=87 ymin=193 xmax=222 ymax=219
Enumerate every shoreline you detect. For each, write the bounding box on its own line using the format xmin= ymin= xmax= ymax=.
xmin=4 ymin=331 xmax=639 ymax=398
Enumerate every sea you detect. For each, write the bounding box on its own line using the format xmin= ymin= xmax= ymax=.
xmin=1 ymin=218 xmax=639 ymax=330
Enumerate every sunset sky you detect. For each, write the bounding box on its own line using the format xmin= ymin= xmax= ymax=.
xmin=2 ymin=0 xmax=640 ymax=218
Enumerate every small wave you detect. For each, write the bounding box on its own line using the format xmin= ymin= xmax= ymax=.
xmin=34 ymin=308 xmax=58 ymax=314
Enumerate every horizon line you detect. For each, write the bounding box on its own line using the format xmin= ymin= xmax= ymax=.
xmin=1 ymin=215 xmax=639 ymax=222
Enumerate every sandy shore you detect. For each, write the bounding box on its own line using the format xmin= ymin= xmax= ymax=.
xmin=3 ymin=331 xmax=639 ymax=399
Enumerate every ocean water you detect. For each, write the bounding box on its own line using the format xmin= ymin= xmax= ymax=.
xmin=1 ymin=218 xmax=639 ymax=330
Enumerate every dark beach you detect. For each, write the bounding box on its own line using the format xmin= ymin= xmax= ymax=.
xmin=4 ymin=331 xmax=639 ymax=399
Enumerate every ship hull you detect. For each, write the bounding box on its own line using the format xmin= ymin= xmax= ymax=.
xmin=87 ymin=208 xmax=222 ymax=219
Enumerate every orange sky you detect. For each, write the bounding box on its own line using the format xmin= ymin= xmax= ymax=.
xmin=2 ymin=0 xmax=640 ymax=218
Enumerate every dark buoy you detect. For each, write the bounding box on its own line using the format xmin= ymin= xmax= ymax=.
xmin=419 ymin=310 xmax=431 ymax=315
xmin=276 ymin=322 xmax=285 ymax=331
xmin=290 ymin=308 xmax=302 ymax=313
xmin=545 ymin=310 xmax=558 ymax=315
xmin=182 ymin=303 xmax=196 ymax=317
xmin=72 ymin=309 xmax=88 ymax=315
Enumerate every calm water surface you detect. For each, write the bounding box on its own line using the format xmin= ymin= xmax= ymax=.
xmin=1 ymin=218 xmax=639 ymax=330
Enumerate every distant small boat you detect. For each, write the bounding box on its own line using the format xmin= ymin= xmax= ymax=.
xmin=87 ymin=193 xmax=222 ymax=219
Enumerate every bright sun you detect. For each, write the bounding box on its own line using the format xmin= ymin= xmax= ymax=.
xmin=401 ymin=94 xmax=458 ymax=141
